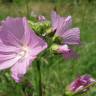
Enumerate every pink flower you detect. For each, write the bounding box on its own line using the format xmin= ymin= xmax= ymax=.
xmin=66 ymin=75 xmax=96 ymax=94
xmin=0 ymin=17 xmax=47 ymax=82
xmin=51 ymin=11 xmax=80 ymax=59
xmin=37 ymin=15 xmax=46 ymax=22
xmin=57 ymin=45 xmax=77 ymax=59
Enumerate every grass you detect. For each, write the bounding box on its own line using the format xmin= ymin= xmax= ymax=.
xmin=0 ymin=1 xmax=96 ymax=96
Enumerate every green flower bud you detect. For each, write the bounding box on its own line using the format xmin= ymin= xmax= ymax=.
xmin=50 ymin=44 xmax=59 ymax=51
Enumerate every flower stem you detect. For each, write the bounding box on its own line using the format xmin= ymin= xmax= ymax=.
xmin=25 ymin=0 xmax=30 ymax=18
xmin=36 ymin=59 xmax=42 ymax=96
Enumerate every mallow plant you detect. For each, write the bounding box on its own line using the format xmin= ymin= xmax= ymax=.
xmin=0 ymin=11 xmax=95 ymax=96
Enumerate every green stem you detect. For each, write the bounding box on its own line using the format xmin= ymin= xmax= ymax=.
xmin=36 ymin=59 xmax=42 ymax=96
xmin=25 ymin=0 xmax=30 ymax=18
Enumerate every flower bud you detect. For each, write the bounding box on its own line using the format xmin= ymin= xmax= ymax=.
xmin=50 ymin=44 xmax=59 ymax=51
xmin=37 ymin=15 xmax=46 ymax=22
xmin=66 ymin=75 xmax=96 ymax=95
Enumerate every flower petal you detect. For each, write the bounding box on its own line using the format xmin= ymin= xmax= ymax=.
xmin=11 ymin=57 xmax=36 ymax=82
xmin=30 ymin=42 xmax=47 ymax=56
xmin=62 ymin=49 xmax=78 ymax=59
xmin=29 ymin=34 xmax=47 ymax=56
xmin=0 ymin=17 xmax=25 ymax=46
xmin=0 ymin=55 xmax=22 ymax=70
xmin=57 ymin=45 xmax=77 ymax=59
xmin=21 ymin=17 xmax=47 ymax=53
xmin=62 ymin=28 xmax=80 ymax=45
xmin=0 ymin=53 xmax=16 ymax=61
xmin=51 ymin=11 xmax=60 ymax=31
xmin=55 ymin=16 xmax=72 ymax=36
xmin=0 ymin=42 xmax=20 ymax=53
xmin=26 ymin=28 xmax=48 ymax=56
xmin=22 ymin=17 xmax=31 ymax=45
xmin=67 ymin=75 xmax=96 ymax=93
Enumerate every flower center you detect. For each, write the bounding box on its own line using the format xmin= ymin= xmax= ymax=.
xmin=18 ymin=46 xmax=30 ymax=58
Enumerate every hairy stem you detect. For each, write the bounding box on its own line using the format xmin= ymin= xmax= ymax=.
xmin=36 ymin=60 xmax=42 ymax=96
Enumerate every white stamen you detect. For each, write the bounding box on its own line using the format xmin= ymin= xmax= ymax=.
xmin=18 ymin=46 xmax=30 ymax=58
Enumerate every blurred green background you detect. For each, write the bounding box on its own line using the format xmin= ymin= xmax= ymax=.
xmin=0 ymin=0 xmax=96 ymax=96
